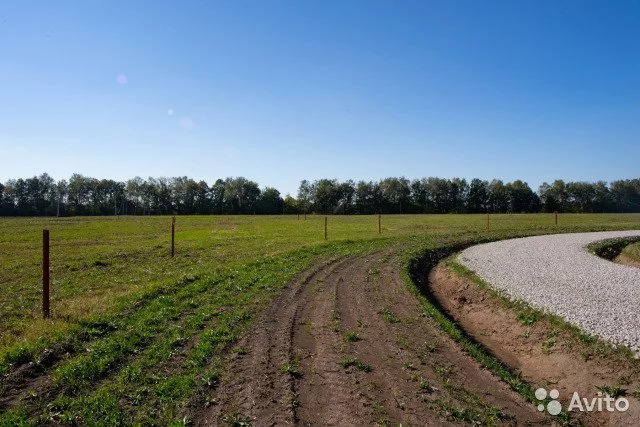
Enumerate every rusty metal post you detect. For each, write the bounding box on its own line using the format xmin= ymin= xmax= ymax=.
xmin=378 ymin=214 xmax=381 ymax=234
xmin=554 ymin=211 xmax=558 ymax=226
xmin=171 ymin=216 xmax=176 ymax=257
xmin=324 ymin=216 xmax=328 ymax=240
xmin=487 ymin=213 xmax=490 ymax=231
xmin=43 ymin=230 xmax=50 ymax=318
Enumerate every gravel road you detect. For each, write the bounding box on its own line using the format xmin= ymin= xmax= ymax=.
xmin=458 ymin=231 xmax=640 ymax=350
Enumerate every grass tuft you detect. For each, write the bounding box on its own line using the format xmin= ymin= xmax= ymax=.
xmin=340 ymin=357 xmax=372 ymax=372
xmin=344 ymin=331 xmax=361 ymax=342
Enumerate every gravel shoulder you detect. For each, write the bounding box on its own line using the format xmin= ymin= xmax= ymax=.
xmin=458 ymin=231 xmax=640 ymax=350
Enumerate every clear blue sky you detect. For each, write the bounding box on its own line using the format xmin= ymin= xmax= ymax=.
xmin=1 ymin=1 xmax=639 ymax=196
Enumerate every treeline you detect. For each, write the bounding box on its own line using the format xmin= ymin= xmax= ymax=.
xmin=1 ymin=174 xmax=639 ymax=216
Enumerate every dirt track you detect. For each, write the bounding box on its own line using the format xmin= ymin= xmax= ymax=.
xmin=197 ymin=248 xmax=545 ymax=425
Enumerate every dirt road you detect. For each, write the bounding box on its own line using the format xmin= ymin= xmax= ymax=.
xmin=197 ymin=248 xmax=544 ymax=425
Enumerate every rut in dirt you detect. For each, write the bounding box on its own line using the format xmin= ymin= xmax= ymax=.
xmin=197 ymin=248 xmax=546 ymax=425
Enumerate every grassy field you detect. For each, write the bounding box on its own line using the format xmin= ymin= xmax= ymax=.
xmin=1 ymin=213 xmax=640 ymax=424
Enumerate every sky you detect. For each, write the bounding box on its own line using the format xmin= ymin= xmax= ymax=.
xmin=1 ymin=1 xmax=639 ymax=196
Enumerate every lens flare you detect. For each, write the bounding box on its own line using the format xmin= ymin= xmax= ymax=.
xmin=179 ymin=116 xmax=194 ymax=130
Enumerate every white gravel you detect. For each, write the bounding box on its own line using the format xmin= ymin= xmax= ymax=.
xmin=458 ymin=231 xmax=640 ymax=350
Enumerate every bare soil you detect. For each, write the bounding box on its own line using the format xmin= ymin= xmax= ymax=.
xmin=196 ymin=249 xmax=546 ymax=425
xmin=429 ymin=263 xmax=640 ymax=426
xmin=615 ymin=254 xmax=640 ymax=269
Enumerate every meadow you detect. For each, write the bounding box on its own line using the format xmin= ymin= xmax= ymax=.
xmin=1 ymin=213 xmax=640 ymax=424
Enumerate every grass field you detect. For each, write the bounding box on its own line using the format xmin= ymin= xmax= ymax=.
xmin=1 ymin=213 xmax=640 ymax=424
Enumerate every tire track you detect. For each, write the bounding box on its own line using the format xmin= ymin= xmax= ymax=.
xmin=198 ymin=249 xmax=546 ymax=425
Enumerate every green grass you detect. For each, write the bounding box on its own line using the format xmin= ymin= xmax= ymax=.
xmin=595 ymin=385 xmax=627 ymax=398
xmin=1 ymin=213 xmax=639 ymax=424
xmin=344 ymin=331 xmax=361 ymax=342
xmin=622 ymin=241 xmax=640 ymax=262
xmin=587 ymin=236 xmax=640 ymax=260
xmin=280 ymin=357 xmax=302 ymax=378
xmin=339 ymin=357 xmax=372 ymax=372
xmin=378 ymin=307 xmax=400 ymax=324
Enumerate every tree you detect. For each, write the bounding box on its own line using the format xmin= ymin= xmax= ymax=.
xmin=223 ymin=177 xmax=260 ymax=214
xmin=311 ymin=179 xmax=341 ymax=214
xmin=467 ymin=179 xmax=489 ymax=213
xmin=3 ymin=172 xmax=640 ymax=216
xmin=592 ymin=181 xmax=613 ymax=213
xmin=566 ymin=182 xmax=596 ymax=213
xmin=488 ymin=179 xmax=509 ymax=213
xmin=506 ymin=180 xmax=538 ymax=213
xmin=379 ymin=177 xmax=410 ymax=214
xmin=297 ymin=180 xmax=312 ymax=215
xmin=354 ymin=181 xmax=381 ymax=214
xmin=258 ymin=187 xmax=283 ymax=214
xmin=423 ymin=177 xmax=450 ymax=213
xmin=611 ymin=179 xmax=640 ymax=213
xmin=125 ymin=177 xmax=145 ymax=215
xmin=336 ymin=180 xmax=355 ymax=214
xmin=283 ymin=195 xmax=299 ymax=214
xmin=448 ymin=178 xmax=468 ymax=213
xmin=210 ymin=179 xmax=225 ymax=214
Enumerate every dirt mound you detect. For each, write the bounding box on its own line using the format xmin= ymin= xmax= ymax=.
xmin=429 ymin=263 xmax=640 ymax=426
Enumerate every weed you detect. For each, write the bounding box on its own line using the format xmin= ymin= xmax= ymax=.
xmin=286 ymin=391 xmax=300 ymax=409
xmin=379 ymin=308 xmax=399 ymax=324
xmin=402 ymin=360 xmax=416 ymax=371
xmin=340 ymin=357 xmax=372 ymax=372
xmin=419 ymin=380 xmax=433 ymax=392
xmin=344 ymin=331 xmax=361 ymax=342
xmin=200 ymin=370 xmax=220 ymax=389
xmin=232 ymin=346 xmax=248 ymax=356
xmin=372 ymin=401 xmax=389 ymax=426
xmin=596 ymin=385 xmax=627 ymax=398
xmin=395 ymin=333 xmax=411 ymax=349
xmin=516 ymin=310 xmax=538 ymax=326
xmin=434 ymin=363 xmax=453 ymax=378
xmin=222 ymin=412 xmax=252 ymax=426
xmin=367 ymin=267 xmax=381 ymax=277
xmin=280 ymin=358 xmax=302 ymax=378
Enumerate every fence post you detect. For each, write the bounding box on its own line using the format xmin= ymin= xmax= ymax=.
xmin=43 ymin=230 xmax=50 ymax=319
xmin=554 ymin=211 xmax=558 ymax=226
xmin=324 ymin=216 xmax=328 ymax=240
xmin=378 ymin=214 xmax=381 ymax=234
xmin=171 ymin=216 xmax=176 ymax=257
xmin=486 ymin=213 xmax=490 ymax=231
